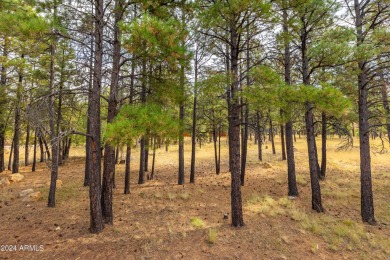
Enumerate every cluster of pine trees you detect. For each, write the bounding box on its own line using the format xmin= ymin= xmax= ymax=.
xmin=0 ymin=0 xmax=388 ymax=233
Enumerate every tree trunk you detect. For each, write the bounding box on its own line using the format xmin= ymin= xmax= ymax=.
xmin=39 ymin=135 xmax=44 ymax=162
xmin=226 ymin=43 xmax=233 ymax=173
xmin=178 ymin=63 xmax=185 ymax=185
xmin=301 ymin=19 xmax=323 ymax=212
xmin=0 ymin=37 xmax=8 ymax=172
xmin=48 ymin=37 xmax=59 ymax=208
xmin=139 ymin=138 xmax=145 ymax=184
xmin=229 ymin=22 xmax=244 ymax=227
xmin=42 ymin=136 xmax=51 ymax=160
xmin=12 ymin=68 xmax=23 ymax=174
xmin=280 ymin=114 xmax=286 ymax=160
xmin=218 ymin=126 xmax=221 ymax=173
xmin=314 ymin=136 xmax=321 ymax=178
xmin=32 ymin=128 xmax=37 ymax=172
xmin=380 ymin=73 xmax=390 ymax=142
xmin=190 ymin=46 xmax=199 ymax=184
xmin=115 ymin=146 xmax=119 ymax=164
xmin=8 ymin=139 xmax=13 ymax=171
xmin=320 ymin=112 xmax=327 ymax=179
xmin=213 ymin=124 xmax=220 ymax=175
xmin=283 ymin=5 xmax=298 ymax=197
xmin=269 ymin=116 xmax=276 ymax=155
xmin=138 ymin=59 xmax=147 ymax=184
xmin=145 ymin=137 xmax=149 ymax=172
xmin=240 ymin=103 xmax=248 ymax=186
xmin=88 ymin=0 xmax=105 ymax=234
xmin=355 ymin=0 xmax=375 ymax=224
xmin=65 ymin=138 xmax=71 ymax=159
xmin=286 ymin=121 xmax=298 ymax=197
xmin=305 ymin=103 xmax=323 ymax=212
xmin=151 ymin=137 xmax=156 ymax=180
xmin=25 ymin=124 xmax=30 ymax=167
xmin=256 ymin=112 xmax=262 ymax=161
xmin=57 ymin=63 xmax=64 ymax=166
xmin=0 ymin=126 xmax=4 ymax=172
xmin=358 ymin=74 xmax=375 ymax=223
xmin=84 ymin=6 xmax=94 ymax=187
xmin=102 ymin=0 xmax=124 ymax=225
xmin=124 ymin=144 xmax=131 ymax=194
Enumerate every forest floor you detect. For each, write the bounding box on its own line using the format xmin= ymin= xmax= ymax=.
xmin=0 ymin=136 xmax=389 ymax=259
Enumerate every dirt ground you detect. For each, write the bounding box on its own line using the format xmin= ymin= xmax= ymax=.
xmin=0 ymin=136 xmax=389 ymax=259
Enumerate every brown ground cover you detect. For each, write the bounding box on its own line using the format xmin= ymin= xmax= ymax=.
xmin=0 ymin=136 xmax=389 ymax=259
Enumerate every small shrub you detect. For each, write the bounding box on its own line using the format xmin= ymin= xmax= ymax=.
xmin=296 ymin=175 xmax=308 ymax=186
xmin=190 ymin=217 xmax=205 ymax=228
xmin=154 ymin=192 xmax=162 ymax=199
xmin=247 ymin=193 xmax=262 ymax=204
xmin=208 ymin=228 xmax=217 ymax=244
xmin=167 ymin=193 xmax=176 ymax=200
xmin=180 ymin=192 xmax=190 ymax=200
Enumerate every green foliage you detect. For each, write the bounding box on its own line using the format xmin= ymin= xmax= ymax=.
xmin=0 ymin=0 xmax=49 ymax=38
xmin=105 ymin=103 xmax=179 ymax=146
xmin=243 ymin=65 xmax=352 ymax=124
xmin=308 ymin=26 xmax=354 ymax=66
xmin=243 ymin=66 xmax=283 ymax=112
xmin=196 ymin=73 xmax=228 ymax=134
xmin=121 ymin=13 xmax=188 ymax=68
xmin=198 ymin=0 xmax=271 ymax=28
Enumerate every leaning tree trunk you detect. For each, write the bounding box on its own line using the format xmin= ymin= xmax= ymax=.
xmin=314 ymin=136 xmax=321 ymax=178
xmin=305 ymin=103 xmax=323 ymax=212
xmin=8 ymin=140 xmax=13 ymax=171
